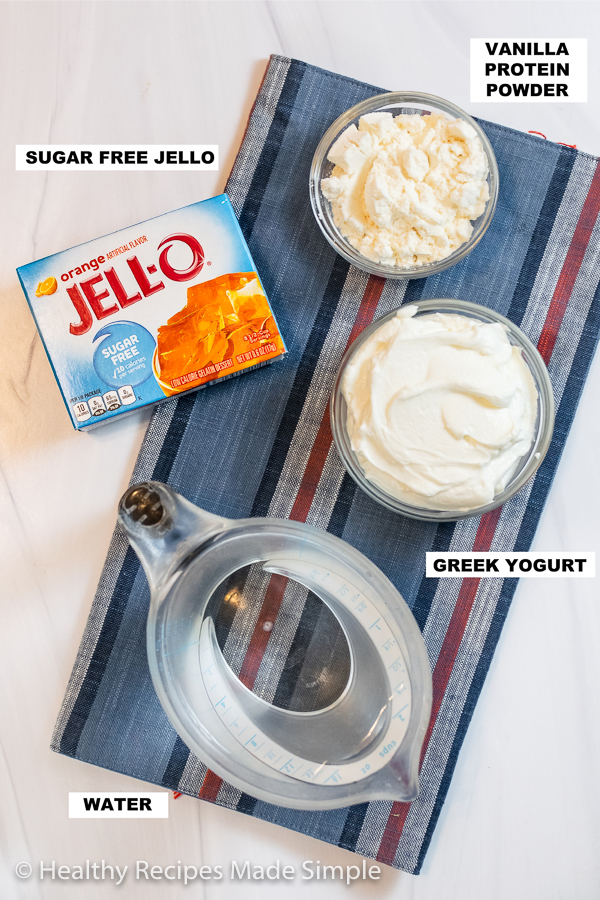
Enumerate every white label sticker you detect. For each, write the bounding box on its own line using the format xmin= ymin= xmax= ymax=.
xmin=16 ymin=145 xmax=219 ymax=171
xmin=470 ymin=39 xmax=587 ymax=102
xmin=426 ymin=551 xmax=595 ymax=578
xmin=69 ymin=792 xmax=169 ymax=818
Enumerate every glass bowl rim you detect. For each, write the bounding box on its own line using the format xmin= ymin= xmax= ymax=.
xmin=310 ymin=91 xmax=500 ymax=280
xmin=330 ymin=298 xmax=556 ymax=522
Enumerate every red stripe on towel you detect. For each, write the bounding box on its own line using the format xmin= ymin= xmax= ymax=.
xmin=199 ymin=769 xmax=223 ymax=803
xmin=538 ymin=159 xmax=600 ymax=364
xmin=377 ymin=506 xmax=503 ymax=866
xmin=290 ymin=275 xmax=386 ymax=522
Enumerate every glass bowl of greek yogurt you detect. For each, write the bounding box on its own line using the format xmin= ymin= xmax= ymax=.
xmin=330 ymin=299 xmax=554 ymax=521
xmin=310 ymin=92 xmax=499 ymax=279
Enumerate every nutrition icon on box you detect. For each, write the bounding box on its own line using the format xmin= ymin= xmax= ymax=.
xmin=103 ymin=391 xmax=121 ymax=412
xmin=118 ymin=386 xmax=136 ymax=405
xmin=17 ymin=195 xmax=286 ymax=430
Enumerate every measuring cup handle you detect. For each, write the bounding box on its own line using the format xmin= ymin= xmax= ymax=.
xmin=118 ymin=481 xmax=229 ymax=594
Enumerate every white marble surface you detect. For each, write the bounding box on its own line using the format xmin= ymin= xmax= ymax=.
xmin=1 ymin=2 xmax=599 ymax=898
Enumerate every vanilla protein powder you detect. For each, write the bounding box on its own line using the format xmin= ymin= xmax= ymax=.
xmin=321 ymin=112 xmax=490 ymax=268
xmin=342 ymin=306 xmax=538 ymax=511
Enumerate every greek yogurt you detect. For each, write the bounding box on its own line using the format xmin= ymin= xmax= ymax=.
xmin=341 ymin=306 xmax=538 ymax=511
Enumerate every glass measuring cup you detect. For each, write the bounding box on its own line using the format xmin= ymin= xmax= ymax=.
xmin=119 ymin=481 xmax=432 ymax=810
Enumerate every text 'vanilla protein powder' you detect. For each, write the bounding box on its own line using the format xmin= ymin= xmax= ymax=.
xmin=321 ymin=112 xmax=490 ymax=268
xmin=341 ymin=306 xmax=538 ymax=511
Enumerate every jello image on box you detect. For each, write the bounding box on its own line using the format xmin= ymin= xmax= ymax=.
xmin=17 ymin=195 xmax=286 ymax=430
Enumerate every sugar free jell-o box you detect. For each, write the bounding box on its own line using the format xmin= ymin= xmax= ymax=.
xmin=17 ymin=195 xmax=286 ymax=430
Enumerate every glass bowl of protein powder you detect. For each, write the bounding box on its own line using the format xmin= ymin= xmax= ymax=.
xmin=310 ymin=92 xmax=499 ymax=279
xmin=330 ymin=299 xmax=554 ymax=521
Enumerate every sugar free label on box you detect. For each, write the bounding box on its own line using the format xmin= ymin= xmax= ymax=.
xmin=17 ymin=195 xmax=286 ymax=430
xmin=92 ymin=322 xmax=156 ymax=389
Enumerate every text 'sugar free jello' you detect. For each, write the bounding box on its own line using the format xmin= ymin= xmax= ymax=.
xmin=17 ymin=195 xmax=286 ymax=429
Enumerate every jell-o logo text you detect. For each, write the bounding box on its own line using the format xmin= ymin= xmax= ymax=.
xmin=64 ymin=233 xmax=204 ymax=336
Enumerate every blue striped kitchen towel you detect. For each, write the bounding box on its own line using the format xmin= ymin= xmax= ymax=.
xmin=51 ymin=56 xmax=600 ymax=874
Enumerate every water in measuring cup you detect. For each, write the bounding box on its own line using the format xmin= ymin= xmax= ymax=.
xmin=209 ymin=562 xmax=351 ymax=712
xmin=195 ymin=555 xmax=412 ymax=786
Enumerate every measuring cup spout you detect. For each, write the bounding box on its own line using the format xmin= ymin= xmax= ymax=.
xmin=118 ymin=481 xmax=228 ymax=594
xmin=390 ymin=750 xmax=420 ymax=801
